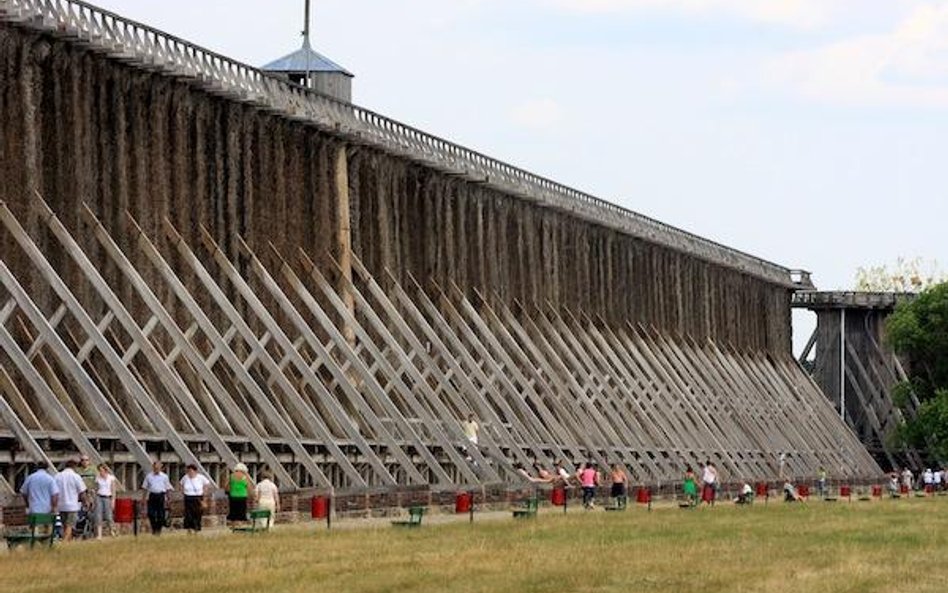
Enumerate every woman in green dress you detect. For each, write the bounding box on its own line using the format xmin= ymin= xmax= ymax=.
xmin=225 ymin=462 xmax=254 ymax=523
xmin=683 ymin=465 xmax=698 ymax=506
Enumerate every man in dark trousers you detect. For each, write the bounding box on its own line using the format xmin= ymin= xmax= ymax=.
xmin=141 ymin=461 xmax=173 ymax=535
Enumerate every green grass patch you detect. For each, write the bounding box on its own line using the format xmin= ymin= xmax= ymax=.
xmin=2 ymin=498 xmax=947 ymax=593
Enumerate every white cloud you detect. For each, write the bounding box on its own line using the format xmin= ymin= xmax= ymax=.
xmin=550 ymin=0 xmax=833 ymax=29
xmin=510 ymin=98 xmax=566 ymax=129
xmin=767 ymin=3 xmax=948 ymax=107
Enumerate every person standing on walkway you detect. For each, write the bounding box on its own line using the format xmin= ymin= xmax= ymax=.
xmin=21 ymin=463 xmax=59 ymax=521
xmin=553 ymin=459 xmax=573 ymax=487
xmin=701 ymin=460 xmax=718 ymax=505
xmin=54 ymin=459 xmax=86 ymax=541
xmin=141 ymin=461 xmax=173 ymax=536
xmin=254 ymin=471 xmax=280 ymax=526
xmin=683 ymin=465 xmax=698 ymax=506
xmin=901 ymin=467 xmax=913 ymax=492
xmin=225 ymin=462 xmax=254 ymax=524
xmin=817 ymin=466 xmax=827 ymax=498
xmin=577 ymin=462 xmax=600 ymax=509
xmin=76 ymin=454 xmax=99 ymax=494
xmin=609 ymin=464 xmax=628 ymax=506
xmin=180 ymin=464 xmax=211 ymax=533
xmin=93 ymin=463 xmax=119 ymax=539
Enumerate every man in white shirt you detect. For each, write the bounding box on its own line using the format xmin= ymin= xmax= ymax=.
xmin=55 ymin=459 xmax=87 ymax=541
xmin=923 ymin=468 xmax=934 ymax=491
xmin=934 ymin=469 xmax=944 ymax=491
xmin=141 ymin=461 xmax=173 ymax=536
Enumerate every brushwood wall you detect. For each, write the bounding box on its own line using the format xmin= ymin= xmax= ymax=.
xmin=0 ymin=24 xmax=791 ymax=354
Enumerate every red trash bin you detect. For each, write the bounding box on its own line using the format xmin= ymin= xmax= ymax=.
xmin=798 ymin=485 xmax=810 ymax=498
xmin=701 ymin=484 xmax=715 ymax=503
xmin=755 ymin=483 xmax=768 ymax=498
xmin=900 ymin=484 xmax=909 ymax=495
xmin=924 ymin=484 xmax=934 ymax=494
xmin=455 ymin=492 xmax=472 ymax=514
xmin=840 ymin=485 xmax=851 ymax=497
xmin=871 ymin=485 xmax=882 ymax=497
xmin=551 ymin=486 xmax=566 ymax=506
xmin=636 ymin=488 xmax=651 ymax=504
xmin=311 ymin=495 xmax=329 ymax=519
xmin=114 ymin=498 xmax=135 ymax=524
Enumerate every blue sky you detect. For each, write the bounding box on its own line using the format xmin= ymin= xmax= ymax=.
xmin=94 ymin=0 xmax=948 ymax=352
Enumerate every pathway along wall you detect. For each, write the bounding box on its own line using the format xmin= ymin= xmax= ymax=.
xmin=0 ymin=24 xmax=790 ymax=355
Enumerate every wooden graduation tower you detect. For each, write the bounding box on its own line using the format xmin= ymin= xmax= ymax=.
xmin=0 ymin=0 xmax=879 ymax=498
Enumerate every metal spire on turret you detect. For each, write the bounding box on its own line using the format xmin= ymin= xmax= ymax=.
xmin=262 ymin=0 xmax=353 ymax=102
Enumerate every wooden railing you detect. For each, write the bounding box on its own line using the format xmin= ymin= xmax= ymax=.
xmin=0 ymin=0 xmax=794 ymax=285
xmin=791 ymin=291 xmax=914 ymax=309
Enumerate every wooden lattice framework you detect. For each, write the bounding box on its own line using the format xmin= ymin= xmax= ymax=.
xmin=0 ymin=198 xmax=880 ymax=494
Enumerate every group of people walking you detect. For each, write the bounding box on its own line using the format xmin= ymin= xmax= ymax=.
xmin=515 ymin=458 xmax=723 ymax=509
xmin=18 ymin=458 xmax=281 ymax=540
xmin=19 ymin=455 xmax=123 ymax=541
xmin=888 ymin=467 xmax=948 ymax=494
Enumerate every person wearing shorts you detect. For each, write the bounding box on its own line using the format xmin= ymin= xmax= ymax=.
xmin=609 ymin=464 xmax=628 ymax=504
xmin=54 ymin=459 xmax=87 ymax=541
xmin=577 ymin=462 xmax=600 ymax=509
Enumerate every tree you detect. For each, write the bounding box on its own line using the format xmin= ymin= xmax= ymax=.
xmin=855 ymin=257 xmax=945 ymax=293
xmin=887 ymin=282 xmax=948 ymax=462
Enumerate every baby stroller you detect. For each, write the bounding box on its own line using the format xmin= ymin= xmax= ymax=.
xmin=73 ymin=507 xmax=94 ymax=540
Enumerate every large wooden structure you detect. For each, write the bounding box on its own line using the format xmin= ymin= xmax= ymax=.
xmin=794 ymin=291 xmax=920 ymax=470
xmin=0 ymin=0 xmax=879 ymax=496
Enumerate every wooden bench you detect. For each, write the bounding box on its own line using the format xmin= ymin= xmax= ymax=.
xmin=391 ymin=506 xmax=426 ymax=528
xmin=231 ymin=509 xmax=271 ymax=535
xmin=5 ymin=513 xmax=56 ymax=550
xmin=512 ymin=497 xmax=538 ymax=519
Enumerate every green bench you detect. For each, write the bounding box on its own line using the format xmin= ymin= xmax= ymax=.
xmin=391 ymin=506 xmax=426 ymax=528
xmin=512 ymin=497 xmax=538 ymax=519
xmin=5 ymin=513 xmax=55 ymax=550
xmin=231 ymin=509 xmax=272 ymax=535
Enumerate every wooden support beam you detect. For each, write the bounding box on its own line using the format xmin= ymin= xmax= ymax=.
xmin=151 ymin=219 xmax=331 ymax=488
xmin=0 ymin=260 xmax=152 ymax=469
xmin=284 ymin=248 xmax=494 ymax=483
xmin=1 ymin=199 xmax=201 ymax=473
xmin=189 ymin=229 xmax=424 ymax=487
xmin=194 ymin=233 xmax=388 ymax=487
xmin=0 ymin=322 xmax=100 ymax=463
xmin=0 ymin=366 xmax=54 ymax=467
xmin=98 ymin=211 xmax=300 ymax=488
xmin=349 ymin=259 xmax=534 ymax=471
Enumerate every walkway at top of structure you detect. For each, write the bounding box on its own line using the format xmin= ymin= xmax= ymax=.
xmin=0 ymin=0 xmax=796 ymax=287
xmin=792 ymin=291 xmax=915 ymax=311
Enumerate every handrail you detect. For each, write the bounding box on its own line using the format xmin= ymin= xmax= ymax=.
xmin=791 ymin=291 xmax=915 ymax=309
xmin=0 ymin=0 xmax=795 ymax=286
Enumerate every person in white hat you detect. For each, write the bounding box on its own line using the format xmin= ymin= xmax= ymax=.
xmin=225 ymin=462 xmax=254 ymax=524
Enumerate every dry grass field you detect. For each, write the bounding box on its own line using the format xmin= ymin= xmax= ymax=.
xmin=2 ymin=498 xmax=947 ymax=593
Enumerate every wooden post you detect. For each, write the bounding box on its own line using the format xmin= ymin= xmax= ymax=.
xmin=334 ymin=144 xmax=356 ymax=347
